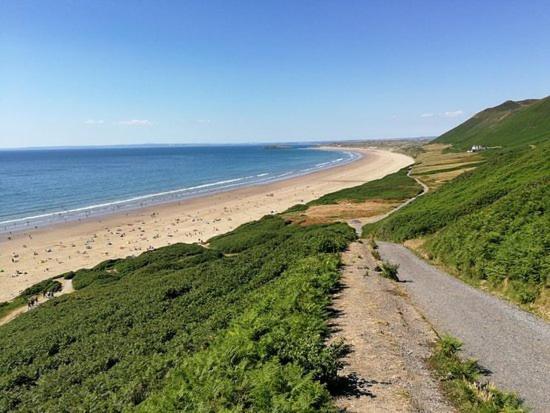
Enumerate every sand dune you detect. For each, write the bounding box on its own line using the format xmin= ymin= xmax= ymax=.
xmin=0 ymin=148 xmax=412 ymax=303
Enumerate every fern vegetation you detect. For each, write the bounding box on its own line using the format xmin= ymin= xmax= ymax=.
xmin=0 ymin=217 xmax=355 ymax=412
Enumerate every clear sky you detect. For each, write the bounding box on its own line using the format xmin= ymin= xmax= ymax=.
xmin=1 ymin=0 xmax=549 ymax=148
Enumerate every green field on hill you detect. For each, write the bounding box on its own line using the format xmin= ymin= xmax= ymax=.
xmin=308 ymin=166 xmax=422 ymax=206
xmin=434 ymin=96 xmax=550 ymax=150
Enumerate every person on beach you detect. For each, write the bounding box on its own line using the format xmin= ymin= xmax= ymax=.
xmin=27 ymin=296 xmax=37 ymax=309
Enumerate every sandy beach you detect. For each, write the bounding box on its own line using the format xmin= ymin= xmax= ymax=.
xmin=0 ymin=147 xmax=412 ymax=303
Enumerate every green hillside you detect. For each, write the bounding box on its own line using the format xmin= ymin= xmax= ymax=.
xmin=434 ymin=96 xmax=550 ymax=150
xmin=309 ymin=167 xmax=422 ymax=206
xmin=365 ymin=102 xmax=550 ymax=310
xmin=0 ymin=217 xmax=355 ymax=412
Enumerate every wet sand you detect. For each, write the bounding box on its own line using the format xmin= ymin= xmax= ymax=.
xmin=0 ymin=148 xmax=412 ymax=303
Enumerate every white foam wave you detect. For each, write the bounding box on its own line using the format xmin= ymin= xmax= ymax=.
xmin=0 ymin=177 xmax=244 ymax=226
xmin=1 ymin=147 xmax=362 ymax=231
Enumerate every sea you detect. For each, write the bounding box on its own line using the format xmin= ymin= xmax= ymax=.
xmin=0 ymin=144 xmax=359 ymax=233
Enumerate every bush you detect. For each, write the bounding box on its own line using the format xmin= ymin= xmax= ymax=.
xmin=430 ymin=336 xmax=527 ymax=412
xmin=20 ymin=278 xmax=62 ymax=297
xmin=368 ymin=237 xmax=378 ymax=250
xmin=380 ymin=261 xmax=400 ymax=281
xmin=284 ymin=203 xmax=309 ymax=213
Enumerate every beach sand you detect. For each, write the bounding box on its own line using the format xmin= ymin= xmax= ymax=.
xmin=0 ymin=148 xmax=412 ymax=303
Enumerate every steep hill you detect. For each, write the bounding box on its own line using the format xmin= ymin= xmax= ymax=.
xmin=434 ymin=96 xmax=550 ymax=150
xmin=365 ymin=97 xmax=550 ymax=313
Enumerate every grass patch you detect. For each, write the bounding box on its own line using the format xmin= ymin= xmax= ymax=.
xmin=282 ymin=166 xmax=422 ymax=226
xmin=379 ymin=261 xmax=399 ymax=281
xmin=411 ymin=143 xmax=482 ymax=190
xmin=415 ymin=162 xmax=484 ymax=175
xmin=310 ymin=167 xmax=422 ymax=206
xmin=430 ymin=336 xmax=527 ymax=412
xmin=0 ymin=298 xmax=25 ymax=320
xmin=287 ymin=200 xmax=399 ymax=226
xmin=284 ymin=203 xmax=309 ymax=213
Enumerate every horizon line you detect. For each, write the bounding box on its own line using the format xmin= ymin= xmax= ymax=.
xmin=0 ymin=136 xmax=434 ymax=151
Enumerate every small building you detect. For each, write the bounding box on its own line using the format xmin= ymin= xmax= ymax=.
xmin=468 ymin=145 xmax=486 ymax=153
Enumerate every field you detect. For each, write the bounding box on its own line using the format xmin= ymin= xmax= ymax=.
xmin=284 ymin=167 xmax=422 ymax=225
xmin=410 ymin=143 xmax=483 ymax=190
xmin=0 ymin=216 xmax=356 ymax=411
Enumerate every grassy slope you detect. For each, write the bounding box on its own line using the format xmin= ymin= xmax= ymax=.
xmin=281 ymin=167 xmax=422 ymax=226
xmin=365 ymin=115 xmax=550 ymax=308
xmin=307 ymin=166 xmax=421 ymax=206
xmin=434 ymin=97 xmax=550 ymax=150
xmin=0 ymin=216 xmax=355 ymax=412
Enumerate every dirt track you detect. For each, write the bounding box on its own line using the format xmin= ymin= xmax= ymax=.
xmin=332 ymin=241 xmax=454 ymax=412
xmin=378 ymin=242 xmax=550 ymax=412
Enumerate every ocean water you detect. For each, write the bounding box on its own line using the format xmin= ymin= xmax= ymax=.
xmin=0 ymin=145 xmax=358 ymax=233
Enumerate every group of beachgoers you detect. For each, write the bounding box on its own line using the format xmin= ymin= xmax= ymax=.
xmin=27 ymin=289 xmax=57 ymax=309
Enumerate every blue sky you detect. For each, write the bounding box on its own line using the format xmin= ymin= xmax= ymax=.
xmin=1 ymin=0 xmax=549 ymax=148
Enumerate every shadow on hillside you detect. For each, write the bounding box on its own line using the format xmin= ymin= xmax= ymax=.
xmin=326 ymin=310 xmax=345 ymax=334
xmin=330 ymin=280 xmax=348 ymax=294
xmin=327 ymin=280 xmax=348 ymax=333
xmin=329 ymin=372 xmax=378 ymax=400
xmin=476 ymin=362 xmax=493 ymax=377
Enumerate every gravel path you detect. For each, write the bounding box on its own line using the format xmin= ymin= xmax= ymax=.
xmin=0 ymin=278 xmax=74 ymax=327
xmin=378 ymin=242 xmax=550 ymax=412
xmin=332 ymin=242 xmax=454 ymax=412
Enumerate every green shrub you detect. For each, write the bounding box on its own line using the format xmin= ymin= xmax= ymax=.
xmin=284 ymin=203 xmax=309 ymax=213
xmin=62 ymin=271 xmax=75 ymax=280
xmin=430 ymin=336 xmax=527 ymax=412
xmin=208 ymin=214 xmax=289 ymax=253
xmin=368 ymin=237 xmax=378 ymax=250
xmin=20 ymin=278 xmax=62 ymax=297
xmin=380 ymin=261 xmax=399 ymax=281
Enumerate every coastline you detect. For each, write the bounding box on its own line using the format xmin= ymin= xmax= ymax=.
xmin=0 ymin=147 xmax=413 ymax=302
xmin=0 ymin=146 xmax=360 ymax=234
